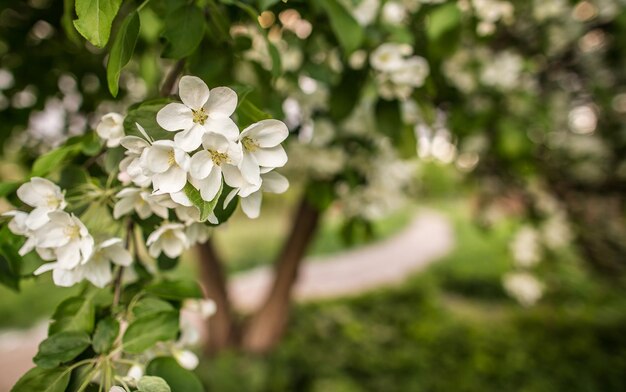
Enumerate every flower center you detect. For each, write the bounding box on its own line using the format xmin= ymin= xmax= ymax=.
xmin=209 ymin=149 xmax=229 ymax=166
xmin=242 ymin=137 xmax=259 ymax=152
xmin=46 ymin=195 xmax=60 ymax=209
xmin=192 ymin=108 xmax=208 ymax=125
xmin=167 ymin=150 xmax=177 ymax=166
xmin=63 ymin=224 xmax=81 ymax=240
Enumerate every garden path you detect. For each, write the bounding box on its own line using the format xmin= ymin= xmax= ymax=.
xmin=0 ymin=209 xmax=453 ymax=391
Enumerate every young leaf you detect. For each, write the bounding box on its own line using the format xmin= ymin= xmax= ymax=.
xmin=123 ymin=311 xmax=179 ymax=354
xmin=137 ymin=376 xmax=171 ymax=392
xmin=73 ymin=0 xmax=123 ymax=48
xmin=426 ymin=2 xmax=461 ymax=41
xmin=146 ymin=357 xmax=204 ymax=392
xmin=107 ymin=10 xmax=141 ymax=97
xmin=33 ymin=331 xmax=91 ymax=369
xmin=318 ymin=0 xmax=364 ymax=54
xmin=48 ymin=295 xmax=96 ymax=336
xmin=161 ymin=5 xmax=205 ymax=59
xmin=183 ymin=182 xmax=222 ymax=222
xmin=11 ymin=367 xmax=71 ymax=392
xmin=92 ymin=317 xmax=119 ymax=354
xmin=146 ymin=279 xmax=203 ymax=300
xmin=31 ymin=144 xmax=81 ymax=177
xmin=236 ymin=99 xmax=271 ymax=128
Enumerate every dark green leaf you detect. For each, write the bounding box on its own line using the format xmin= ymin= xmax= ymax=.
xmin=107 ymin=10 xmax=140 ymax=97
xmin=31 ymin=145 xmax=81 ymax=177
xmin=147 ymin=357 xmax=204 ymax=392
xmin=123 ymin=311 xmax=179 ymax=354
xmin=268 ymin=40 xmax=282 ymax=78
xmin=49 ymin=295 xmax=96 ymax=335
xmin=318 ymin=0 xmax=364 ymax=54
xmin=11 ymin=367 xmax=71 ymax=392
xmin=124 ymin=99 xmax=173 ymax=140
xmin=0 ymin=181 xmax=20 ymax=198
xmin=146 ymin=279 xmax=203 ymax=300
xmin=132 ymin=297 xmax=175 ymax=318
xmin=329 ymin=68 xmax=368 ymax=121
xmin=62 ymin=0 xmax=82 ymax=44
xmin=73 ymin=0 xmax=123 ymax=47
xmin=0 ymin=227 xmax=22 ymax=291
xmin=34 ymin=331 xmax=91 ymax=369
xmin=258 ymin=0 xmax=281 ymax=10
xmin=92 ymin=317 xmax=119 ymax=354
xmin=212 ymin=184 xmax=239 ymax=224
xmin=183 ymin=182 xmax=222 ymax=222
xmin=236 ymin=99 xmax=271 ymax=128
xmin=161 ymin=5 xmax=205 ymax=59
xmin=138 ymin=376 xmax=171 ymax=392
xmin=375 ymin=99 xmax=403 ymax=139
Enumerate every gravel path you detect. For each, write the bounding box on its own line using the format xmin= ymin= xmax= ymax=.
xmin=0 ymin=209 xmax=453 ymax=391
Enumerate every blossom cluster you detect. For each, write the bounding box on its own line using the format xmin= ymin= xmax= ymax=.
xmin=369 ymin=43 xmax=429 ymax=100
xmin=3 ymin=178 xmax=131 ymax=287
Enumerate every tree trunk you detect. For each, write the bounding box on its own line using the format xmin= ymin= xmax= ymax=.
xmin=241 ymin=197 xmax=321 ymax=353
xmin=196 ymin=240 xmax=238 ymax=354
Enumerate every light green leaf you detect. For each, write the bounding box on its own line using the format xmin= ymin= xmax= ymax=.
xmin=138 ymin=376 xmax=171 ymax=392
xmin=132 ymin=297 xmax=175 ymax=318
xmin=92 ymin=317 xmax=119 ymax=354
xmin=147 ymin=357 xmax=204 ymax=392
xmin=48 ymin=295 xmax=96 ymax=336
xmin=0 ymin=181 xmax=19 ymax=198
xmin=73 ymin=0 xmax=122 ymax=47
xmin=236 ymin=99 xmax=271 ymax=128
xmin=11 ymin=367 xmax=71 ymax=392
xmin=161 ymin=5 xmax=205 ymax=59
xmin=123 ymin=311 xmax=179 ymax=354
xmin=31 ymin=144 xmax=81 ymax=177
xmin=107 ymin=10 xmax=140 ymax=97
xmin=34 ymin=331 xmax=91 ymax=369
xmin=318 ymin=0 xmax=364 ymax=54
xmin=183 ymin=181 xmax=222 ymax=222
xmin=146 ymin=279 xmax=203 ymax=300
xmin=426 ymin=2 xmax=461 ymax=41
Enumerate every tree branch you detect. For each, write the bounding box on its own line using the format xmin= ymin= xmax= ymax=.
xmin=159 ymin=59 xmax=185 ymax=97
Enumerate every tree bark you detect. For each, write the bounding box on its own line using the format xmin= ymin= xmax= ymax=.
xmin=241 ymin=197 xmax=321 ymax=353
xmin=196 ymin=240 xmax=238 ymax=354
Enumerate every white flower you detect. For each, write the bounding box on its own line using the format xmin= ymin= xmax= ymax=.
xmin=226 ymin=171 xmax=289 ymax=219
xmin=96 ymin=112 xmax=125 ymax=147
xmin=173 ymin=348 xmax=199 ymax=370
xmin=109 ymin=387 xmax=126 ymax=392
xmin=34 ymin=211 xmax=93 ymax=269
xmin=113 ymin=187 xmax=170 ymax=220
xmin=3 ymin=210 xmax=38 ymax=256
xmin=16 ymin=177 xmax=66 ymax=230
xmin=370 ymin=43 xmax=414 ymax=72
xmin=157 ymin=76 xmax=239 ymax=151
xmin=352 ymin=0 xmax=381 ymax=26
xmin=146 ymin=222 xmax=189 ymax=258
xmin=370 ymin=43 xmax=429 ymax=99
xmin=503 ymin=272 xmax=544 ymax=307
xmin=510 ymin=226 xmax=542 ymax=268
xmin=127 ymin=364 xmax=144 ymax=381
xmin=238 ymin=119 xmax=289 ymax=185
xmin=118 ymin=124 xmax=153 ymax=187
xmin=189 ymin=132 xmax=244 ymax=201
xmin=141 ymin=140 xmax=190 ymax=194
xmin=184 ymin=298 xmax=216 ymax=319
xmin=79 ymin=238 xmax=132 ymax=288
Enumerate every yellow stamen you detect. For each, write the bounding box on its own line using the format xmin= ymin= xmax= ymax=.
xmin=64 ymin=224 xmax=80 ymax=240
xmin=209 ymin=150 xmax=229 ymax=166
xmin=242 ymin=137 xmax=259 ymax=152
xmin=168 ymin=150 xmax=176 ymax=166
xmin=192 ymin=108 xmax=208 ymax=125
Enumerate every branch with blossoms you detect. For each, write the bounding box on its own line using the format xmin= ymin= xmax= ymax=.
xmin=2 ymin=74 xmax=288 ymax=391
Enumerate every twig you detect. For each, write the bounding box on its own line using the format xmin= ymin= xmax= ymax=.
xmin=159 ymin=59 xmax=186 ymax=97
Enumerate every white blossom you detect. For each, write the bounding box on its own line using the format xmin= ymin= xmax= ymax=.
xmin=16 ymin=177 xmax=66 ymax=230
xmin=173 ymin=348 xmax=199 ymax=370
xmin=34 ymin=211 xmax=93 ymax=269
xmin=146 ymin=222 xmax=189 ymax=258
xmin=157 ymin=76 xmax=239 ymax=151
xmin=141 ymin=140 xmax=191 ymax=195
xmin=503 ymin=272 xmax=544 ymax=307
xmin=238 ymin=119 xmax=289 ymax=185
xmin=510 ymin=225 xmax=542 ymax=268
xmin=226 ymin=171 xmax=289 ymax=219
xmin=96 ymin=112 xmax=125 ymax=147
xmin=370 ymin=43 xmax=429 ymax=100
xmin=113 ymin=187 xmax=170 ymax=220
xmin=118 ymin=128 xmax=153 ymax=187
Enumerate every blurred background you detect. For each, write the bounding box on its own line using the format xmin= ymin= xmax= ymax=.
xmin=1 ymin=0 xmax=626 ymax=391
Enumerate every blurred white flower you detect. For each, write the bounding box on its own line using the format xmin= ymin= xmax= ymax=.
xmin=352 ymin=0 xmax=381 ymax=26
xmin=510 ymin=225 xmax=542 ymax=268
xmin=157 ymin=76 xmax=239 ymax=151
xmin=109 ymin=387 xmax=125 ymax=392
xmin=480 ymin=50 xmax=523 ymax=91
xmin=226 ymin=171 xmax=290 ymax=219
xmin=370 ymin=43 xmax=429 ymax=99
xmin=503 ymin=272 xmax=544 ymax=307
xmin=16 ymin=177 xmax=66 ymax=230
xmin=173 ymin=348 xmax=199 ymax=370
xmin=146 ymin=222 xmax=189 ymax=258
xmin=96 ymin=112 xmax=125 ymax=147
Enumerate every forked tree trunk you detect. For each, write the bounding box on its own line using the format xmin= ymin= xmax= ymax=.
xmin=241 ymin=197 xmax=321 ymax=353
xmin=197 ymin=240 xmax=238 ymax=354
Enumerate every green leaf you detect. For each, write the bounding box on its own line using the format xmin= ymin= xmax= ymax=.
xmin=0 ymin=181 xmax=19 ymax=198
xmin=267 ymin=39 xmax=282 ymax=79
xmin=34 ymin=331 xmax=91 ymax=369
xmin=375 ymin=99 xmax=403 ymax=139
xmin=107 ymin=10 xmax=140 ymax=97
xmin=124 ymin=99 xmax=173 ymax=140
xmin=212 ymin=184 xmax=239 ymax=224
xmin=329 ymin=68 xmax=368 ymax=121
xmin=183 ymin=181 xmax=222 ymax=222
xmin=11 ymin=367 xmax=71 ymax=392
xmin=62 ymin=0 xmax=82 ymax=44
xmin=318 ymin=0 xmax=364 ymax=54
xmin=31 ymin=145 xmax=81 ymax=177
xmin=258 ymin=0 xmax=282 ymax=10
xmin=147 ymin=357 xmax=204 ymax=392
xmin=0 ymin=227 xmax=22 ymax=291
xmin=146 ymin=279 xmax=203 ymax=300
xmin=236 ymin=99 xmax=271 ymax=128
xmin=49 ymin=295 xmax=96 ymax=336
xmin=132 ymin=297 xmax=175 ymax=318
xmin=123 ymin=311 xmax=179 ymax=354
xmin=426 ymin=3 xmax=461 ymax=41
xmin=137 ymin=376 xmax=171 ymax=392
xmin=73 ymin=0 xmax=123 ymax=47
xmin=92 ymin=317 xmax=119 ymax=354
xmin=161 ymin=5 xmax=205 ymax=59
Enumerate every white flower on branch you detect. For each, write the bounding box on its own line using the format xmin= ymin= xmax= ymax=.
xmin=225 ymin=171 xmax=290 ymax=219
xmin=370 ymin=43 xmax=429 ymax=100
xmin=157 ymin=75 xmax=239 ymax=151
xmin=34 ymin=211 xmax=94 ymax=269
xmin=146 ymin=222 xmax=189 ymax=258
xmin=503 ymin=272 xmax=544 ymax=307
xmin=113 ymin=187 xmax=170 ymax=220
xmin=238 ymin=119 xmax=289 ymax=185
xmin=96 ymin=112 xmax=125 ymax=147
xmin=141 ymin=140 xmax=191 ymax=195
xmin=16 ymin=177 xmax=66 ymax=230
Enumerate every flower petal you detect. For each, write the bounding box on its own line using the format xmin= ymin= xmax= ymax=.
xmin=203 ymin=118 xmax=240 ymax=143
xmin=251 ymin=145 xmax=288 ymax=168
xmin=198 ymin=168 xmax=222 ymax=201
xmin=144 ymin=144 xmax=173 ymax=174
xmin=261 ymin=171 xmax=289 ymax=193
xmin=189 ymin=151 xmax=214 ymax=180
xmin=174 ymin=123 xmax=205 ymax=152
xmin=178 ymin=75 xmax=210 ymax=110
xmin=241 ymin=191 xmax=262 ymax=219
xmin=156 ymin=103 xmax=193 ymax=131
xmin=153 ymin=166 xmax=188 ymax=194
xmin=240 ymin=119 xmax=289 ymax=147
xmin=204 ymin=87 xmax=237 ymax=118
xmin=239 ymin=153 xmax=261 ymax=185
